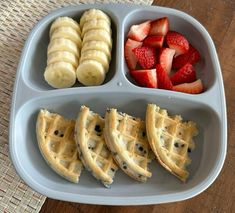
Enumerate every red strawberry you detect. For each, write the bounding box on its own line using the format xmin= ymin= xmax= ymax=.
xmin=124 ymin=39 xmax=142 ymax=70
xmin=159 ymin=48 xmax=175 ymax=74
xmin=173 ymin=79 xmax=203 ymax=94
xmin=172 ymin=44 xmax=201 ymax=69
xmin=143 ymin=35 xmax=164 ymax=48
xmin=170 ymin=63 xmax=197 ymax=85
xmin=166 ymin=31 xmax=189 ymax=57
xmin=130 ymin=69 xmax=157 ymax=88
xmin=149 ymin=17 xmax=169 ymax=36
xmin=127 ymin=21 xmax=151 ymax=41
xmin=132 ymin=46 xmax=156 ymax=69
xmin=156 ymin=64 xmax=173 ymax=90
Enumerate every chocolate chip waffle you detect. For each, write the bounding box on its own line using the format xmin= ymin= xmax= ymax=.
xmin=146 ymin=104 xmax=198 ymax=182
xmin=104 ymin=109 xmax=152 ymax=182
xmin=74 ymin=106 xmax=118 ymax=188
xmin=36 ymin=109 xmax=83 ymax=183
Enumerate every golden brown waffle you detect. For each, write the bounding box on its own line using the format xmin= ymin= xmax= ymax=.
xmin=36 ymin=109 xmax=83 ymax=183
xmin=146 ymin=104 xmax=198 ymax=182
xmin=75 ymin=106 xmax=118 ymax=188
xmin=104 ymin=109 xmax=153 ymax=182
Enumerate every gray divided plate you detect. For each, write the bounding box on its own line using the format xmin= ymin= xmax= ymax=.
xmin=9 ymin=4 xmax=227 ymax=205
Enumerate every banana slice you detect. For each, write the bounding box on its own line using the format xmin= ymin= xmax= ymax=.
xmin=47 ymin=51 xmax=79 ymax=68
xmin=80 ymin=50 xmax=109 ymax=73
xmin=81 ymin=41 xmax=111 ymax=60
xmin=50 ymin=27 xmax=82 ymax=48
xmin=50 ymin=17 xmax=81 ymax=37
xmin=80 ymin=9 xmax=111 ymax=29
xmin=83 ymin=29 xmax=112 ymax=49
xmin=76 ymin=60 xmax=105 ymax=86
xmin=44 ymin=62 xmax=76 ymax=88
xmin=47 ymin=38 xmax=80 ymax=57
xmin=82 ymin=19 xmax=111 ymax=37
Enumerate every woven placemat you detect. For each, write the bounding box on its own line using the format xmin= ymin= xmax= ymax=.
xmin=0 ymin=0 xmax=153 ymax=212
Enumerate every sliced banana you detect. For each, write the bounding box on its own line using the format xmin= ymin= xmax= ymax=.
xmin=50 ymin=27 xmax=82 ymax=48
xmin=80 ymin=9 xmax=111 ymax=29
xmin=47 ymin=51 xmax=79 ymax=68
xmin=76 ymin=60 xmax=105 ymax=86
xmin=82 ymin=29 xmax=112 ymax=49
xmin=80 ymin=50 xmax=109 ymax=73
xmin=50 ymin=17 xmax=81 ymax=37
xmin=44 ymin=62 xmax=76 ymax=88
xmin=81 ymin=41 xmax=111 ymax=60
xmin=47 ymin=38 xmax=80 ymax=57
xmin=82 ymin=19 xmax=111 ymax=37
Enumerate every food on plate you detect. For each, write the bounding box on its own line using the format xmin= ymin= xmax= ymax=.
xmin=44 ymin=62 xmax=76 ymax=88
xmin=125 ymin=17 xmax=204 ymax=94
xmin=74 ymin=106 xmax=118 ymax=188
xmin=77 ymin=9 xmax=112 ymax=86
xmin=104 ymin=108 xmax=153 ymax=182
xmin=146 ymin=104 xmax=198 ymax=182
xmin=44 ymin=17 xmax=82 ymax=88
xmin=36 ymin=109 xmax=83 ymax=183
xmin=76 ymin=60 xmax=106 ymax=86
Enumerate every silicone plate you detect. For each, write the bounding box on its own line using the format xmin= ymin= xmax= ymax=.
xmin=9 ymin=4 xmax=227 ymax=205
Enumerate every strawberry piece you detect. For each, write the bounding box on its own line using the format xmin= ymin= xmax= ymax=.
xmin=149 ymin=17 xmax=169 ymax=36
xmin=159 ymin=48 xmax=175 ymax=74
xmin=130 ymin=69 xmax=157 ymax=88
xmin=143 ymin=35 xmax=164 ymax=48
xmin=127 ymin=21 xmax=151 ymax=41
xmin=166 ymin=31 xmax=189 ymax=57
xmin=124 ymin=39 xmax=142 ymax=70
xmin=170 ymin=63 xmax=197 ymax=85
xmin=133 ymin=46 xmax=156 ymax=69
xmin=172 ymin=44 xmax=201 ymax=69
xmin=173 ymin=79 xmax=203 ymax=94
xmin=156 ymin=64 xmax=173 ymax=90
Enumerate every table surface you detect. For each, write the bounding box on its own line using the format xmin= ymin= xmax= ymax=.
xmin=40 ymin=0 xmax=235 ymax=212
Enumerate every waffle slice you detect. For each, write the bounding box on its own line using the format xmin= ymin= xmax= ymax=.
xmin=74 ymin=106 xmax=118 ymax=188
xmin=104 ymin=109 xmax=153 ymax=182
xmin=146 ymin=104 xmax=198 ymax=182
xmin=36 ymin=109 xmax=83 ymax=183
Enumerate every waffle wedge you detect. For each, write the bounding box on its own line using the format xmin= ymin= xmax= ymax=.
xmin=75 ymin=106 xmax=118 ymax=188
xmin=146 ymin=104 xmax=198 ymax=182
xmin=36 ymin=109 xmax=83 ymax=183
xmin=104 ymin=109 xmax=153 ymax=182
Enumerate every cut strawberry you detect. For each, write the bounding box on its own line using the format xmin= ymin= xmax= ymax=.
xmin=159 ymin=48 xmax=175 ymax=74
xmin=149 ymin=17 xmax=169 ymax=36
xmin=156 ymin=64 xmax=173 ymax=90
xmin=166 ymin=31 xmax=189 ymax=57
xmin=124 ymin=39 xmax=142 ymax=70
xmin=143 ymin=35 xmax=164 ymax=48
xmin=172 ymin=44 xmax=201 ymax=69
xmin=132 ymin=46 xmax=156 ymax=69
xmin=173 ymin=79 xmax=203 ymax=94
xmin=127 ymin=21 xmax=151 ymax=41
xmin=130 ymin=69 xmax=157 ymax=88
xmin=170 ymin=63 xmax=197 ymax=85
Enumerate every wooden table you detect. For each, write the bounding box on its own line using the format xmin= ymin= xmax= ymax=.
xmin=40 ymin=0 xmax=235 ymax=212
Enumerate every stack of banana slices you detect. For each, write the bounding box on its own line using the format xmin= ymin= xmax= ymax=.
xmin=76 ymin=9 xmax=112 ymax=86
xmin=44 ymin=17 xmax=82 ymax=88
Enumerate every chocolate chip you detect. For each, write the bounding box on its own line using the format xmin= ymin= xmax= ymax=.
xmin=111 ymin=168 xmax=115 ymax=172
xmin=181 ymin=144 xmax=185 ymax=147
xmin=123 ymin=165 xmax=127 ymax=169
xmin=138 ymin=174 xmax=142 ymax=178
xmin=139 ymin=146 xmax=144 ymax=151
xmin=174 ymin=143 xmax=179 ymax=148
xmin=54 ymin=130 xmax=59 ymax=135
xmin=95 ymin=125 xmax=101 ymax=132
xmin=142 ymin=132 xmax=146 ymax=137
xmin=179 ymin=132 xmax=182 ymax=135
xmin=60 ymin=134 xmax=64 ymax=137
xmin=188 ymin=148 xmax=191 ymax=153
xmin=132 ymin=117 xmax=136 ymax=120
xmin=144 ymin=150 xmax=147 ymax=154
